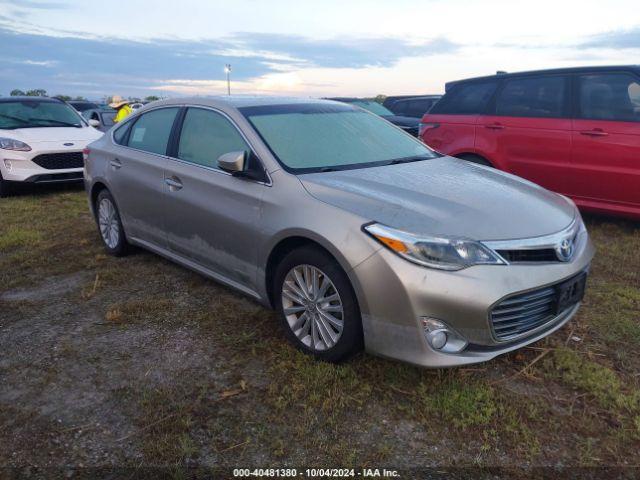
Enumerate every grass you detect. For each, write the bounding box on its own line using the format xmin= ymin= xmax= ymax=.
xmin=1 ymin=186 xmax=639 ymax=470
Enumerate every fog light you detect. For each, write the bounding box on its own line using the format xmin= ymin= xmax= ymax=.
xmin=421 ymin=317 xmax=468 ymax=354
xmin=428 ymin=330 xmax=447 ymax=350
xmin=3 ymin=159 xmax=12 ymax=171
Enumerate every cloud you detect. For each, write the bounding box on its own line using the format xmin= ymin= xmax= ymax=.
xmin=0 ymin=25 xmax=458 ymax=97
xmin=580 ymin=26 xmax=640 ymax=49
xmin=20 ymin=59 xmax=58 ymax=67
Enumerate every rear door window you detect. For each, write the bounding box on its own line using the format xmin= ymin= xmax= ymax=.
xmin=430 ymin=81 xmax=498 ymax=114
xmin=578 ymin=73 xmax=640 ymax=122
xmin=495 ymin=75 xmax=566 ymax=118
xmin=127 ymin=108 xmax=179 ymax=155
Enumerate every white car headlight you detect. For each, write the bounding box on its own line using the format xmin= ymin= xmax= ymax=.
xmin=364 ymin=223 xmax=505 ymax=271
xmin=0 ymin=137 xmax=31 ymax=151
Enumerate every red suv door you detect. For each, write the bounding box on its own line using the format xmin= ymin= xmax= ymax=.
xmin=420 ymin=80 xmax=498 ymax=157
xmin=475 ymin=74 xmax=572 ymax=195
xmin=569 ymin=71 xmax=640 ymax=217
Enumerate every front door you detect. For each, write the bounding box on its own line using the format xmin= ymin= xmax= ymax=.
xmin=163 ymin=107 xmax=266 ymax=292
xmin=569 ymin=72 xmax=640 ymax=212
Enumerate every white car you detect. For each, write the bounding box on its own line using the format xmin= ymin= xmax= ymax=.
xmin=0 ymin=96 xmax=103 ymax=196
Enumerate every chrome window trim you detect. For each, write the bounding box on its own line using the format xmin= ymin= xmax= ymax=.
xmin=109 ymin=105 xmax=181 ymax=160
xmin=109 ymin=104 xmax=272 ymax=187
xmin=171 ymin=104 xmax=272 ymax=187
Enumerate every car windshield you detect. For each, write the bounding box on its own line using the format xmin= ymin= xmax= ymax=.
xmin=350 ymin=100 xmax=394 ymax=116
xmin=0 ymin=100 xmax=84 ymax=129
xmin=240 ymin=103 xmax=439 ymax=173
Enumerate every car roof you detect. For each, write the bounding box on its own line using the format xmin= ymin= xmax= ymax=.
xmin=0 ymin=96 xmax=63 ymax=103
xmin=392 ymin=95 xmax=442 ymax=102
xmin=386 ymin=95 xmax=441 ymax=101
xmin=445 ymin=65 xmax=640 ymax=90
xmin=143 ymin=95 xmax=352 ymax=116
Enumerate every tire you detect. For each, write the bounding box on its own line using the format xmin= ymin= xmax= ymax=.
xmin=95 ymin=189 xmax=130 ymax=256
xmin=0 ymin=172 xmax=14 ymax=198
xmin=274 ymin=246 xmax=363 ymax=363
xmin=456 ymin=153 xmax=492 ymax=167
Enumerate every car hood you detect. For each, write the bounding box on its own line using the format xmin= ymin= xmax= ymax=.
xmin=0 ymin=126 xmax=103 ymax=144
xmin=299 ymin=157 xmax=576 ymax=241
xmin=382 ymin=115 xmax=419 ymax=127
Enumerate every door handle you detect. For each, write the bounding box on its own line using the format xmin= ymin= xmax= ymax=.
xmin=580 ymin=129 xmax=608 ymax=137
xmin=165 ymin=176 xmax=183 ymax=191
xmin=485 ymin=123 xmax=505 ymax=130
xmin=110 ymin=158 xmax=122 ymax=169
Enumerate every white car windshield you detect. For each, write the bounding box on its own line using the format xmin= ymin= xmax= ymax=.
xmin=0 ymin=99 xmax=85 ymax=130
xmin=240 ymin=103 xmax=439 ymax=173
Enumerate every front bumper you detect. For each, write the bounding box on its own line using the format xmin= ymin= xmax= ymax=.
xmin=1 ymin=149 xmax=83 ymax=183
xmin=350 ymin=231 xmax=595 ymax=367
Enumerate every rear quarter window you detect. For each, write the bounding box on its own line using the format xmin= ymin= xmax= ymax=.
xmin=430 ymin=81 xmax=498 ymax=115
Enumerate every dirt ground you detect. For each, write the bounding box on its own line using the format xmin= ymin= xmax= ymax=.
xmin=0 ymin=185 xmax=639 ymax=479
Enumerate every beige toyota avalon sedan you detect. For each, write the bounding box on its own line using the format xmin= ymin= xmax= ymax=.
xmin=84 ymin=96 xmax=594 ymax=367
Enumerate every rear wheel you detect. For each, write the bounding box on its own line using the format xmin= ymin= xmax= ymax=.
xmin=456 ymin=153 xmax=492 ymax=167
xmin=95 ymin=189 xmax=130 ymax=256
xmin=274 ymin=246 xmax=363 ymax=363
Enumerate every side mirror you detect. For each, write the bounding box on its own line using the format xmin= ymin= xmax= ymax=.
xmin=217 ymin=151 xmax=246 ymax=173
xmin=88 ymin=119 xmax=100 ymax=128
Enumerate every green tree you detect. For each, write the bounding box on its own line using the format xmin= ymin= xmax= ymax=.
xmin=54 ymin=94 xmax=72 ymax=101
xmin=144 ymin=95 xmax=160 ymax=102
xmin=25 ymin=89 xmax=47 ymax=97
xmin=74 ymin=96 xmax=87 ymax=101
xmin=10 ymin=89 xmax=25 ymax=96
xmin=374 ymin=94 xmax=387 ymax=104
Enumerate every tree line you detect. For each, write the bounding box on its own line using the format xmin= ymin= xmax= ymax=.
xmin=7 ymin=89 xmax=160 ymax=103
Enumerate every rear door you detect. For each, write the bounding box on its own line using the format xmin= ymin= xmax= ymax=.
xmin=476 ymin=74 xmax=571 ymax=193
xmin=569 ymin=71 xmax=640 ymax=211
xmin=421 ymin=80 xmax=498 ymax=155
xmin=107 ymin=107 xmax=179 ymax=247
xmin=163 ymin=106 xmax=267 ymax=292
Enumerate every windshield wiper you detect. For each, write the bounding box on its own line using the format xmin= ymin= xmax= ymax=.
xmin=0 ymin=113 xmax=30 ymax=125
xmin=319 ymin=167 xmax=339 ymax=172
xmin=388 ymin=155 xmax=432 ymax=165
xmin=29 ymin=118 xmax=82 ymax=128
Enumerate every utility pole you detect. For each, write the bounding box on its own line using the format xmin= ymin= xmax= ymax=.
xmin=224 ymin=64 xmax=232 ymax=95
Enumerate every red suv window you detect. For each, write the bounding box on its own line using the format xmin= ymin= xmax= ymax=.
xmin=495 ymin=76 xmax=567 ymax=118
xmin=430 ymin=81 xmax=498 ymax=115
xmin=578 ymin=73 xmax=640 ymax=122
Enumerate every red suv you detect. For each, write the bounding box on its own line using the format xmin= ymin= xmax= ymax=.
xmin=420 ymin=66 xmax=640 ymax=219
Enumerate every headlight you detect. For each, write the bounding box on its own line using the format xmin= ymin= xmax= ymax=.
xmin=364 ymin=223 xmax=505 ymax=271
xmin=0 ymin=137 xmax=31 ymax=151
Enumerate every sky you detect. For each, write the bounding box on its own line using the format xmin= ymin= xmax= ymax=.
xmin=0 ymin=0 xmax=638 ymax=99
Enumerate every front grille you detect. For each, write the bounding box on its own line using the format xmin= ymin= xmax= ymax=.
xmin=497 ymin=248 xmax=558 ymax=263
xmin=31 ymin=152 xmax=83 ymax=170
xmin=490 ymin=286 xmax=559 ymax=341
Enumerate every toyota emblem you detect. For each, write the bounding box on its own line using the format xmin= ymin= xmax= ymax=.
xmin=556 ymin=238 xmax=574 ymax=262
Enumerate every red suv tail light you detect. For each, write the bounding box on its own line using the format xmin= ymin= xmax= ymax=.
xmin=418 ymin=122 xmax=440 ymax=137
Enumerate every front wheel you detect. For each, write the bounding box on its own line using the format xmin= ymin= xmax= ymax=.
xmin=274 ymin=246 xmax=363 ymax=363
xmin=95 ymin=189 xmax=130 ymax=256
xmin=0 ymin=172 xmax=14 ymax=198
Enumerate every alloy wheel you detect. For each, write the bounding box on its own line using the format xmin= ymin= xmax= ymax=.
xmin=281 ymin=265 xmax=344 ymax=351
xmin=98 ymin=197 xmax=120 ymax=249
